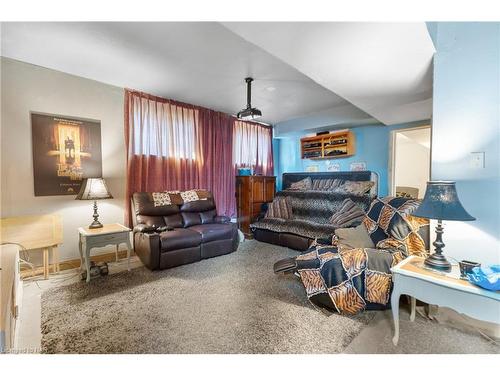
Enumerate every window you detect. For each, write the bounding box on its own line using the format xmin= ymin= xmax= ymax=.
xmin=132 ymin=95 xmax=197 ymax=160
xmin=233 ymin=120 xmax=273 ymax=175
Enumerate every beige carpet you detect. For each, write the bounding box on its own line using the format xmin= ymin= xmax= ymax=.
xmin=41 ymin=240 xmax=376 ymax=353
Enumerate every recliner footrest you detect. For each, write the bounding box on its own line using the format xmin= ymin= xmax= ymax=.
xmin=273 ymin=257 xmax=297 ymax=274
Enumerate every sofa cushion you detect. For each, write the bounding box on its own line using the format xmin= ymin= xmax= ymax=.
xmin=182 ymin=212 xmax=202 ymax=227
xmin=251 ymin=218 xmax=337 ymax=240
xmin=329 ymin=198 xmax=366 ymax=227
xmin=163 ymin=214 xmax=183 ymax=228
xmin=311 ymin=178 xmax=343 ymax=191
xmin=160 ymin=228 xmax=201 ymax=252
xmin=334 ymin=224 xmax=375 ymax=250
xmin=288 ymin=177 xmax=312 ymax=191
xmin=188 ymin=224 xmax=234 ymax=243
xmin=265 ymin=196 xmax=293 ymax=219
xmin=331 ymin=180 xmax=374 ymax=196
xmin=133 ymin=192 xmax=180 ymax=216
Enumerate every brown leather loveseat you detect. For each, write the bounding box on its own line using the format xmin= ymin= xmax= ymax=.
xmin=132 ymin=191 xmax=239 ymax=270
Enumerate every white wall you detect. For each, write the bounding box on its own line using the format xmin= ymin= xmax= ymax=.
xmin=1 ymin=58 xmax=126 ymax=263
xmin=394 ymin=129 xmax=430 ymax=198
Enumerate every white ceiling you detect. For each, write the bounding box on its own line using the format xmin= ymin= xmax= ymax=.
xmin=1 ymin=22 xmax=435 ymax=131
xmin=1 ymin=22 xmax=363 ymax=125
xmin=223 ymin=22 xmax=436 ymax=125
xmin=398 ymin=127 xmax=431 ymax=149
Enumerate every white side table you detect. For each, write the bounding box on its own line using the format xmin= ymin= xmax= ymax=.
xmin=78 ymin=223 xmax=133 ymax=283
xmin=391 ymin=255 xmax=500 ymax=345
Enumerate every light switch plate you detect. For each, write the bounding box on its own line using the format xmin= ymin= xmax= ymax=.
xmin=470 ymin=152 xmax=485 ymax=169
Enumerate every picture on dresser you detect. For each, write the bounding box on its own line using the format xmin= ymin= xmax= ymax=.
xmin=31 ymin=112 xmax=102 ymax=196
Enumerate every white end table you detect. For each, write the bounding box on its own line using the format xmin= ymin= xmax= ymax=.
xmin=390 ymin=255 xmax=500 ymax=345
xmin=78 ymin=223 xmax=132 ymax=283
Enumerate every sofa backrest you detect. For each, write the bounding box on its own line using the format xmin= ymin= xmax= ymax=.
xmin=276 ymin=190 xmax=373 ymax=224
xmin=132 ymin=191 xmax=217 ymax=228
xmin=282 ymin=171 xmax=378 ymax=197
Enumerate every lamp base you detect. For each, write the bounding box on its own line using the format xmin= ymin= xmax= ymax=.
xmin=424 ymin=253 xmax=451 ymax=272
xmin=88 ymin=200 xmax=103 ymax=229
xmin=89 ymin=220 xmax=103 ymax=229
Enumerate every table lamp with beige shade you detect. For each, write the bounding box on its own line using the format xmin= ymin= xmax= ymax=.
xmin=75 ymin=177 xmax=113 ymax=229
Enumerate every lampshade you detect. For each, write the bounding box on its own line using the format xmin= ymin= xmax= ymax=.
xmin=75 ymin=178 xmax=113 ymax=200
xmin=412 ymin=181 xmax=475 ymax=221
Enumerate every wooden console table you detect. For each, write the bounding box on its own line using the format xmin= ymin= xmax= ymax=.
xmin=0 ymin=214 xmax=63 ymax=279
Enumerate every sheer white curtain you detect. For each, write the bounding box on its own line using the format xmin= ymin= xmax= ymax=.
xmin=131 ymin=94 xmax=197 ymax=160
xmin=233 ymin=120 xmax=274 ymax=175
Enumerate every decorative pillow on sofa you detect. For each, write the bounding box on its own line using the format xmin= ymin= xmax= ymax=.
xmin=363 ymin=197 xmax=429 ymax=257
xmin=180 ymin=190 xmax=208 ymax=203
xmin=265 ymin=197 xmax=293 ymax=219
xmin=152 ymin=189 xmax=209 ymax=207
xmin=311 ymin=178 xmax=343 ymax=191
xmin=329 ymin=198 xmax=366 ymax=227
xmin=288 ymin=177 xmax=312 ymax=191
xmin=333 ymin=224 xmax=375 ymax=249
xmin=331 ymin=180 xmax=374 ymax=195
xmin=152 ymin=192 xmax=172 ymax=207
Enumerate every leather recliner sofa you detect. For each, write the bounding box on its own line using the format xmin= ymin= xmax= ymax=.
xmin=132 ymin=192 xmax=239 ymax=270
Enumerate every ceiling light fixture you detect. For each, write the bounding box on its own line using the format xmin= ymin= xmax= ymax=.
xmin=237 ymin=77 xmax=262 ymax=120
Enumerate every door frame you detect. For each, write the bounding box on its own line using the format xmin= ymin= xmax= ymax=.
xmin=388 ymin=124 xmax=432 ymax=197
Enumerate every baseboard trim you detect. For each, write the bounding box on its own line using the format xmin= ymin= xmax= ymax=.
xmin=20 ymin=249 xmax=133 ymax=279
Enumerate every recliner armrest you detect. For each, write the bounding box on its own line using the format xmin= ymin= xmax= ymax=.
xmin=134 ymin=230 xmax=161 ymax=270
xmin=213 ymin=215 xmax=231 ymax=224
xmin=133 ymin=224 xmax=155 ymax=233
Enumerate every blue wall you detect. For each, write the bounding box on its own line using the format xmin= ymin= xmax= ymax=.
xmin=274 ymin=122 xmax=427 ymax=196
xmin=430 ymin=22 xmax=500 ymax=264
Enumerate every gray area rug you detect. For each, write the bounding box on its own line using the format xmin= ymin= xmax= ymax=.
xmin=41 ymin=240 xmax=375 ymax=353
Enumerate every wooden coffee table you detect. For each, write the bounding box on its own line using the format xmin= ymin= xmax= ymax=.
xmin=390 ymin=255 xmax=500 ymax=345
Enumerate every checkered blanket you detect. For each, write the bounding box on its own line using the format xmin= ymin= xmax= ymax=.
xmin=295 ymin=197 xmax=429 ymax=315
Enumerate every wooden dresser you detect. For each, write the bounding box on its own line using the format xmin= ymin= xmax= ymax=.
xmin=236 ymin=176 xmax=276 ymax=237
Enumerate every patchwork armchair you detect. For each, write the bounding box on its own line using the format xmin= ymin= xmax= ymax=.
xmin=275 ymin=196 xmax=430 ymax=315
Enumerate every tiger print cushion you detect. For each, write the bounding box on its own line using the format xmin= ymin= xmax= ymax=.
xmin=329 ymin=198 xmax=366 ymax=228
xmin=265 ymin=197 xmax=293 ymax=220
xmin=311 ymin=178 xmax=343 ymax=191
xmin=363 ymin=197 xmax=429 ymax=257
xmin=288 ymin=177 xmax=313 ymax=191
xmin=331 ymin=180 xmax=374 ymax=196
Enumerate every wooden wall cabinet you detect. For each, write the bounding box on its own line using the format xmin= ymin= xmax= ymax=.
xmin=301 ymin=130 xmax=355 ymax=159
xmin=236 ymin=176 xmax=276 ymax=237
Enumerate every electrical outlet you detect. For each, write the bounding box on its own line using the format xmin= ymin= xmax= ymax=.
xmin=470 ymin=152 xmax=485 ymax=169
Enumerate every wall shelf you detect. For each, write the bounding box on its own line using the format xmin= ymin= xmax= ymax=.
xmin=300 ymin=130 xmax=355 ymax=159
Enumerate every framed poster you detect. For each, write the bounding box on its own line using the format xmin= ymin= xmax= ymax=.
xmin=31 ymin=112 xmax=102 ymax=196
xmin=350 ymin=161 xmax=367 ymax=172
xmin=305 ymin=164 xmax=319 ymax=172
xmin=327 ymin=163 xmax=341 ymax=172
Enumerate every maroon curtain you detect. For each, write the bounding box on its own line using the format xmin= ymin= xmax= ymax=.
xmin=124 ymin=90 xmax=237 ymax=226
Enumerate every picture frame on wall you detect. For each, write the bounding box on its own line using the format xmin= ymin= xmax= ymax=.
xmin=327 ymin=163 xmax=341 ymax=172
xmin=31 ymin=112 xmax=103 ymax=196
xmin=305 ymin=164 xmax=319 ymax=172
xmin=349 ymin=161 xmax=367 ymax=171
